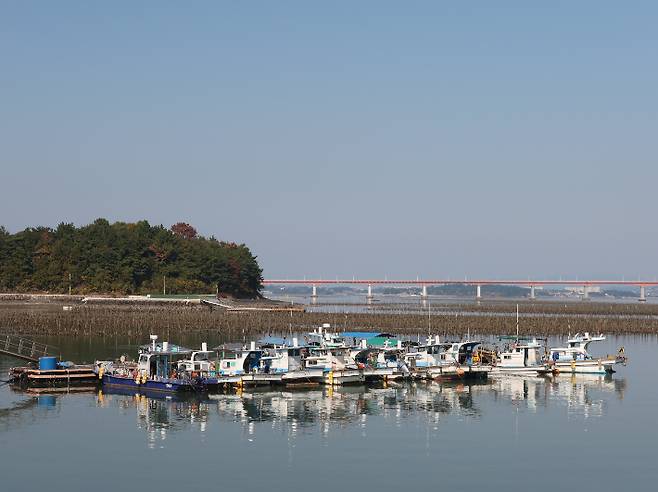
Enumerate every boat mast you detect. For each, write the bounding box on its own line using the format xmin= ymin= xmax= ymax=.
xmin=516 ymin=303 xmax=519 ymax=341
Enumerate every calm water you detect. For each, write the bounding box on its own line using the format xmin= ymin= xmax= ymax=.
xmin=1 ymin=335 xmax=657 ymax=491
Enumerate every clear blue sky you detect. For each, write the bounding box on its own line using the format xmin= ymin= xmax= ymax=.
xmin=1 ymin=1 xmax=656 ymax=280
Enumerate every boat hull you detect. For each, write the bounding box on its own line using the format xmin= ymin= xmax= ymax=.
xmin=425 ymin=365 xmax=489 ymax=381
xmin=550 ymin=360 xmax=615 ymax=375
xmin=324 ymin=369 xmax=365 ymax=385
xmin=102 ymin=374 xmax=198 ymax=393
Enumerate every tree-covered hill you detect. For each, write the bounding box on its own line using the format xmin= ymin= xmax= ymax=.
xmin=0 ymin=219 xmax=263 ymax=297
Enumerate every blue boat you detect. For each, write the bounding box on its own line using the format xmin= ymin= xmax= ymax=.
xmin=100 ymin=335 xmax=202 ymax=394
xmin=102 ymin=373 xmax=198 ymax=393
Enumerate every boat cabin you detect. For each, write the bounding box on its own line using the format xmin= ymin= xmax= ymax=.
xmin=550 ymin=333 xmax=605 ymax=363
xmin=218 ymin=342 xmax=263 ymax=376
xmin=259 ymin=343 xmax=306 ymax=374
xmin=177 ymin=343 xmax=214 ymax=374
xmin=497 ymin=339 xmax=542 ymax=368
xmin=307 ymin=324 xmax=348 ymax=348
xmin=444 ymin=341 xmax=482 ymax=365
xmin=304 ymin=346 xmax=356 ymax=371
xmin=137 ymin=340 xmax=192 ymax=379
xmin=404 ymin=337 xmax=453 ymax=368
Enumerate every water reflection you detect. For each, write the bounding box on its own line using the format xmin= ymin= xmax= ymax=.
xmin=84 ymin=374 xmax=627 ymax=447
xmin=488 ymin=374 xmax=626 ymax=417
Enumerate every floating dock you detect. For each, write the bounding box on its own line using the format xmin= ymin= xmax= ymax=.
xmin=9 ymin=366 xmax=99 ymax=388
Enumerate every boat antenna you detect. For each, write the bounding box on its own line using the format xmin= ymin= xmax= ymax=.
xmin=427 ymin=299 xmax=431 ymax=336
xmin=516 ymin=303 xmax=519 ymax=341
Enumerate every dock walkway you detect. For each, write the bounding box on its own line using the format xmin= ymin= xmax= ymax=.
xmin=1 ymin=335 xmax=54 ymax=363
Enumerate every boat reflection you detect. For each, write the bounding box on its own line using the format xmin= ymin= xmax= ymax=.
xmin=488 ymin=373 xmax=626 ymax=416
xmin=89 ymin=374 xmax=626 ymax=446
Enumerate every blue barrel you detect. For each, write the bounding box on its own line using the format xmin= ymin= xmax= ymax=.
xmin=37 ymin=395 xmax=56 ymax=407
xmin=39 ymin=356 xmax=58 ymax=370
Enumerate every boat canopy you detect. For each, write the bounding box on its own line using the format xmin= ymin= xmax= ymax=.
xmin=139 ymin=343 xmax=192 ymax=355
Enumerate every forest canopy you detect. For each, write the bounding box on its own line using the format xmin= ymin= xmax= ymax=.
xmin=0 ymin=219 xmax=263 ymax=297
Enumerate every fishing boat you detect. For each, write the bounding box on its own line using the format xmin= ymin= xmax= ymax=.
xmin=548 ymin=332 xmax=627 ymax=375
xmin=402 ymin=336 xmax=488 ymax=380
xmin=176 ymin=342 xmax=214 ymax=374
xmin=304 ymin=347 xmax=365 ymax=385
xmin=426 ymin=340 xmax=489 ymax=380
xmin=100 ymin=335 xmax=200 ymax=393
xmin=489 ymin=337 xmax=547 ymax=376
xmin=353 ymin=344 xmax=405 ymax=370
xmin=217 ymin=341 xmax=263 ymax=376
xmin=257 ymin=338 xmax=306 ymax=374
xmin=486 ymin=304 xmax=553 ymax=376
xmin=306 ymin=323 xmax=348 ymax=348
xmin=403 ymin=336 xmax=452 ymax=369
xmin=304 ymin=346 xmax=358 ymax=370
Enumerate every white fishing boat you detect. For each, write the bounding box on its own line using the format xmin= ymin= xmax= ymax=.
xmin=403 ymin=336 xmax=452 ymax=369
xmin=304 ymin=346 xmax=364 ymax=385
xmin=303 ymin=346 xmax=356 ymax=370
xmin=548 ymin=332 xmax=627 ymax=375
xmin=425 ymin=340 xmax=489 ymax=380
xmin=257 ymin=338 xmax=305 ymax=374
xmin=177 ymin=342 xmax=214 ymax=374
xmin=306 ymin=323 xmax=348 ymax=348
xmin=489 ymin=337 xmax=547 ymax=376
xmin=350 ymin=343 xmax=406 ymax=381
xmin=487 ymin=305 xmax=552 ymax=376
xmin=402 ymin=336 xmax=488 ymax=380
xmin=217 ymin=342 xmax=263 ymax=376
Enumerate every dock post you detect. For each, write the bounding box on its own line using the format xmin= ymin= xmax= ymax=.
xmin=366 ymin=283 xmax=374 ymax=304
xmin=476 ymin=284 xmax=482 ymax=301
xmin=311 ymin=284 xmax=318 ymax=304
xmin=639 ymin=285 xmax=647 ymax=302
xmin=529 ymin=285 xmax=536 ymax=300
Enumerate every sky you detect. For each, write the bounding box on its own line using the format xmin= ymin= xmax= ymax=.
xmin=1 ymin=1 xmax=657 ymax=280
